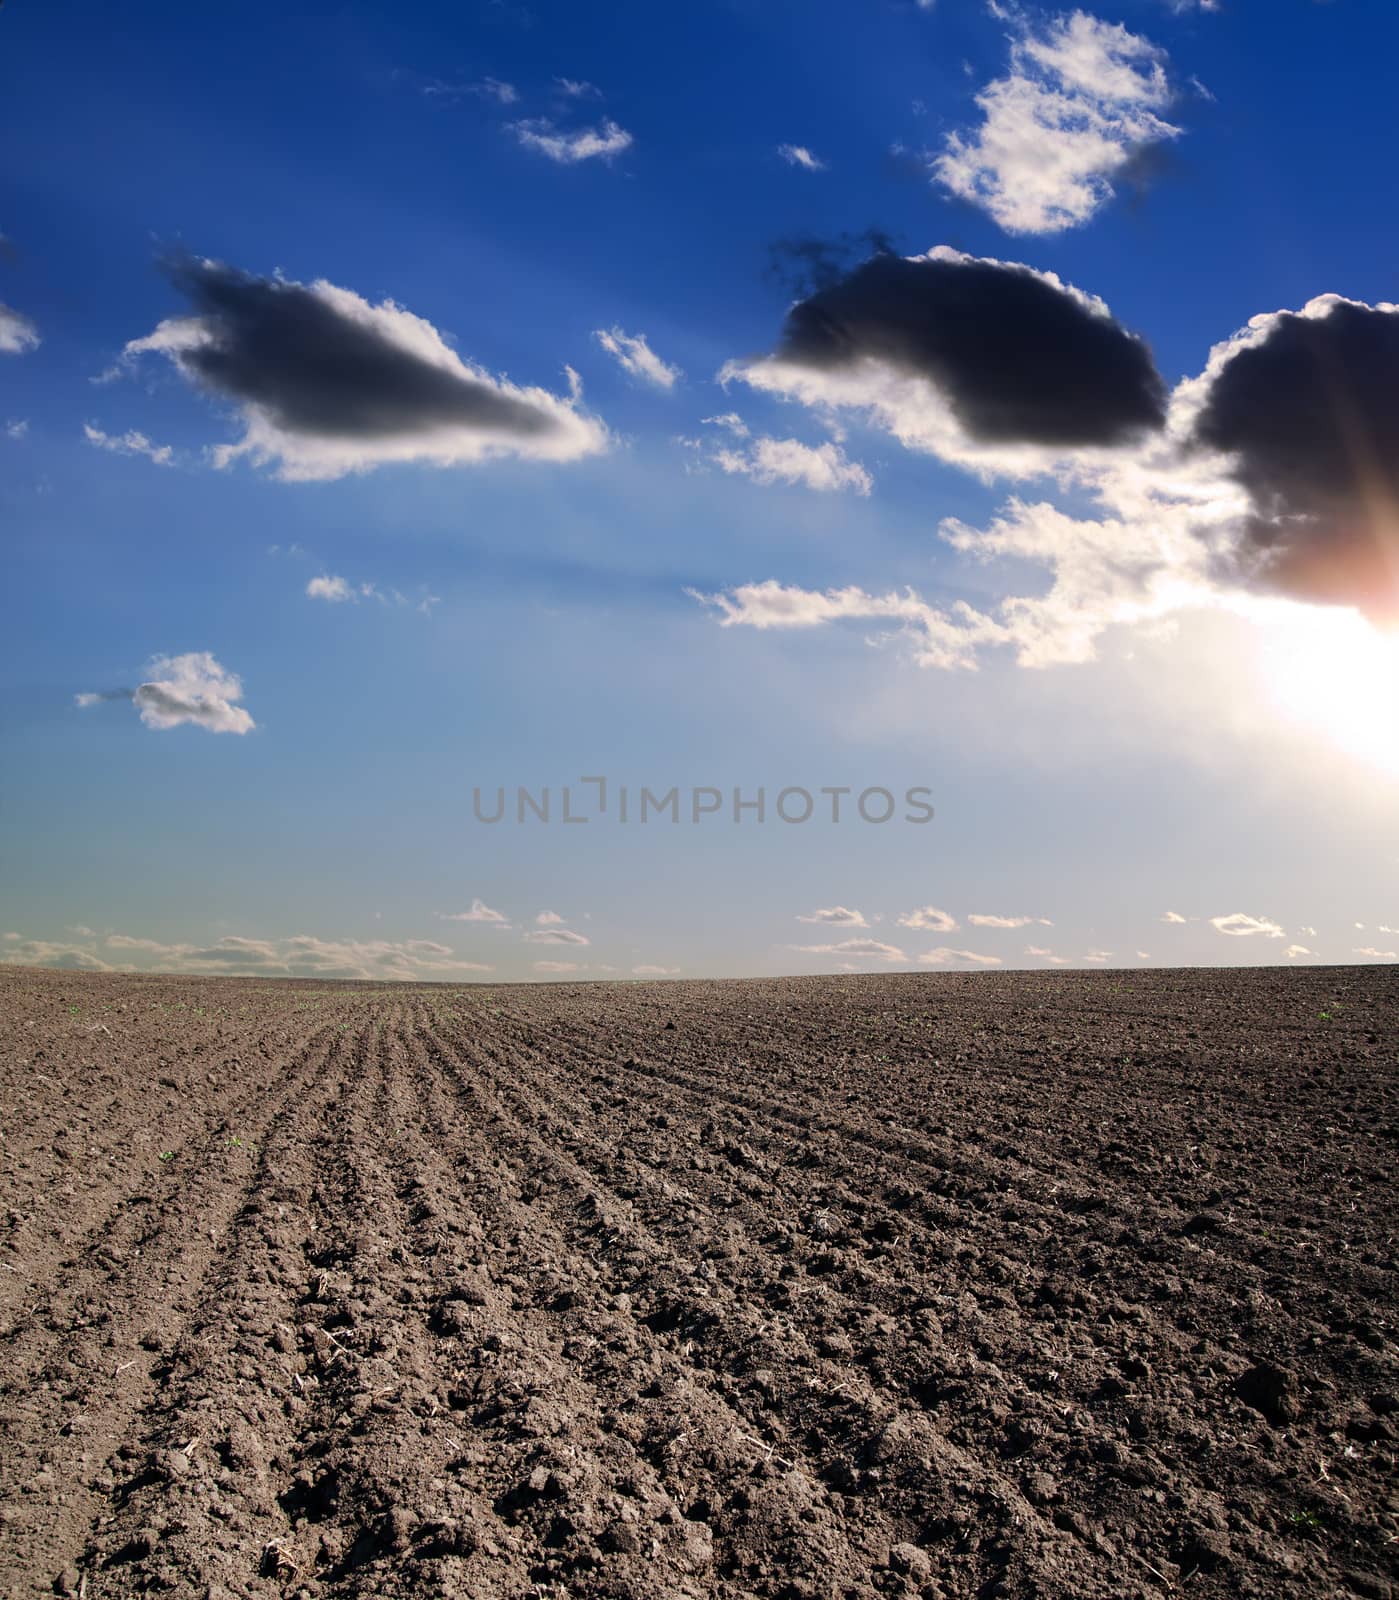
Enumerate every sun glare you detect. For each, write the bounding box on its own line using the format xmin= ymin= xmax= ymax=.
xmin=1251 ymin=601 xmax=1399 ymax=779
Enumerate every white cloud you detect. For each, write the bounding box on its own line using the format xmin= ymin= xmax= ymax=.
xmin=472 ymin=77 xmax=518 ymax=104
xmin=712 ymin=436 xmax=871 ymax=496
xmin=440 ymin=898 xmax=510 ymax=924
xmin=83 ymin=424 xmax=174 ymax=466
xmin=594 ymin=327 xmax=681 ymax=389
xmin=1161 ymin=910 xmax=1188 ymax=923
xmin=896 ymin=906 xmax=959 ymax=933
xmin=511 ymin=117 xmax=632 ymax=163
xmin=918 ymin=948 xmax=1003 ymax=967
xmin=1284 ymin=944 xmax=1312 ymax=959
xmin=702 ymin=412 xmax=748 ymax=437
xmin=0 ymin=303 xmax=39 ymax=354
xmin=0 ymin=938 xmax=111 ymax=971
xmin=632 ymin=964 xmax=680 ymax=976
xmin=524 ymin=927 xmax=590 ymax=946
xmin=778 ymin=144 xmax=826 ymax=172
xmin=5 ymin=419 xmax=28 ymax=439
xmin=307 ymin=574 xmax=355 ymax=602
xmin=4 ymin=929 xmax=492 ymax=980
xmin=536 ymin=909 xmax=565 ymax=925
xmin=1026 ymin=945 xmax=1068 ymax=964
xmin=1083 ymin=950 xmax=1113 ymax=964
xmin=792 ymin=938 xmax=906 ymax=961
xmin=1136 ymin=951 xmax=1151 ymax=960
xmin=968 ymin=913 xmax=1050 ymax=929
xmin=797 ymin=906 xmax=868 ymax=928
xmin=555 ymin=77 xmax=602 ymax=99
xmin=534 ymin=960 xmax=585 ymax=974
xmin=1354 ymin=947 xmax=1397 ymax=961
xmin=1210 ymin=913 xmax=1285 ymax=939
xmin=76 ymin=652 xmax=255 ymax=735
xmin=690 ymin=580 xmax=1003 ymax=671
xmin=933 ymin=10 xmax=1181 ymax=235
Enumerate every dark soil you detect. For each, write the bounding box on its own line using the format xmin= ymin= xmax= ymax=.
xmin=1 ymin=964 xmax=1396 ymax=1599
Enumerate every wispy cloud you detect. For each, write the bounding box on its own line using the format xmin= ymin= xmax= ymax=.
xmin=0 ymin=303 xmax=39 ymax=355
xmin=791 ymin=938 xmax=906 ymax=961
xmin=712 ymin=436 xmax=871 ymax=496
xmin=524 ymin=927 xmax=590 ymax=946
xmin=778 ymin=144 xmax=826 ymax=172
xmin=439 ymin=898 xmax=510 ymax=924
xmin=797 ymin=906 xmax=869 ymax=928
xmin=594 ymin=327 xmax=681 ymax=389
xmin=4 ymin=928 xmax=493 ymax=979
xmin=83 ymin=423 xmax=174 ymax=466
xmin=1210 ymin=913 xmax=1285 ymax=939
xmin=968 ymin=913 xmax=1052 ymax=929
xmin=511 ymin=118 xmax=632 ymax=163
xmin=918 ymin=948 xmax=1002 ymax=966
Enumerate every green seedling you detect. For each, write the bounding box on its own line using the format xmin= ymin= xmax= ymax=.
xmin=1286 ymin=1509 xmax=1324 ymax=1540
xmin=158 ymin=1151 xmax=175 ymax=1162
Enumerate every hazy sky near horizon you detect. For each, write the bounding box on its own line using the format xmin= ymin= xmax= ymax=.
xmin=3 ymin=0 xmax=1399 ymax=984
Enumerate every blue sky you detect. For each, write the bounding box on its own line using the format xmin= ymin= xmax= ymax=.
xmin=3 ymin=0 xmax=1398 ymax=982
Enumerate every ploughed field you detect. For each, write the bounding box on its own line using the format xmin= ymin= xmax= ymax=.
xmin=1 ymin=967 xmax=1396 ymax=1600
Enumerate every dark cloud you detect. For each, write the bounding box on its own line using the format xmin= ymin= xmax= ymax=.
xmin=773 ymin=251 xmax=1167 ymax=448
xmin=1191 ymin=298 xmax=1399 ymax=621
xmin=158 ymin=257 xmax=556 ymax=442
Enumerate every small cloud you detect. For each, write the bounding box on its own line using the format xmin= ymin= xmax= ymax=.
xmin=471 ymin=76 xmax=519 ymax=104
xmin=1354 ymin=947 xmax=1397 ymax=961
xmin=797 ymin=906 xmax=868 ymax=928
xmin=778 ymin=144 xmax=826 ymax=172
xmin=0 ymin=303 xmax=40 ymax=355
xmin=1026 ymin=945 xmax=1067 ymax=964
xmin=83 ymin=423 xmax=174 ymax=466
xmin=5 ymin=418 xmax=28 ymax=439
xmin=702 ymin=412 xmax=748 ymax=437
xmin=511 ymin=117 xmax=632 ymax=163
xmin=713 ymin=436 xmax=871 ymax=495
xmin=534 ymin=959 xmax=585 ymax=974
xmin=439 ymin=898 xmax=509 ymax=924
xmin=535 ymin=909 xmax=565 ymax=925
xmin=525 ymin=927 xmax=590 ymax=946
xmin=1284 ymin=944 xmax=1312 ymax=959
xmin=76 ymin=651 xmax=255 ymax=734
xmin=792 ymin=938 xmax=906 ymax=961
xmin=1136 ymin=951 xmax=1150 ymax=960
xmin=307 ymin=574 xmax=355 ymax=602
xmin=1083 ymin=951 xmax=1113 ymax=964
xmin=968 ymin=913 xmax=1042 ymax=929
xmin=555 ymin=77 xmax=601 ymax=98
xmin=919 ymin=948 xmax=1002 ymax=967
xmin=632 ymin=964 xmax=680 ymax=976
xmin=896 ymin=906 xmax=958 ymax=933
xmin=1210 ymin=913 xmax=1285 ymax=939
xmin=1161 ymin=911 xmax=1188 ymax=923
xmin=594 ymin=327 xmax=681 ymax=389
